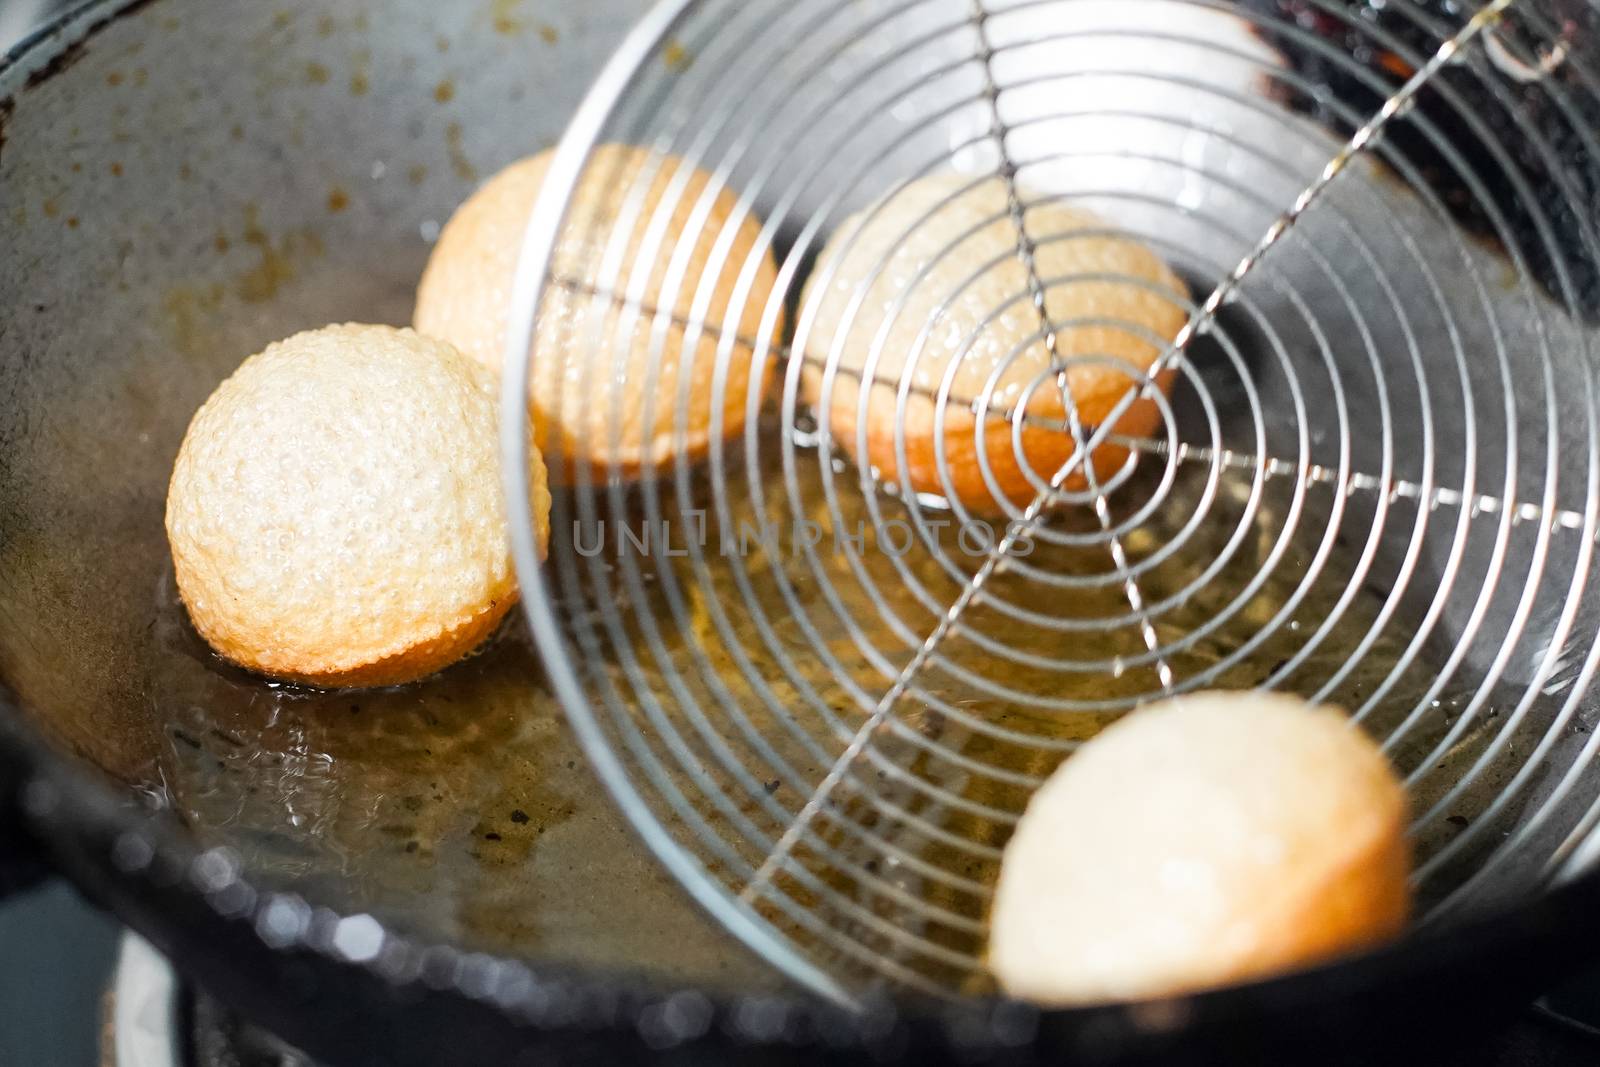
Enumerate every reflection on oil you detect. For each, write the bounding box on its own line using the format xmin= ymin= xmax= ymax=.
xmin=148 ymin=566 xmax=778 ymax=991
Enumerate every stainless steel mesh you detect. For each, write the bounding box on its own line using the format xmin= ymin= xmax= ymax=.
xmin=501 ymin=0 xmax=1600 ymax=1006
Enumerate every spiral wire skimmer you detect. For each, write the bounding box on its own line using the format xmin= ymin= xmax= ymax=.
xmin=502 ymin=0 xmax=1600 ymax=1006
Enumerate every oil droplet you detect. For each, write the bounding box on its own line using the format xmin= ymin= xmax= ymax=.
xmin=662 ymin=40 xmax=692 ymax=72
xmin=107 ymin=70 xmax=125 ymax=87
xmin=317 ymin=15 xmax=336 ymax=37
xmin=1496 ymin=261 xmax=1518 ymax=293
xmin=110 ymin=162 xmax=124 ymax=177
xmin=491 ymin=0 xmax=527 ymax=35
xmin=434 ymin=80 xmax=455 ymax=104
xmin=327 ymin=188 xmax=350 ymax=213
xmin=445 ymin=122 xmax=477 ymax=182
xmin=41 ymin=199 xmax=59 ymax=219
xmin=306 ymin=61 xmax=330 ymax=85
xmin=538 ymin=24 xmax=558 ymax=44
xmin=408 ymin=164 xmax=429 ymax=186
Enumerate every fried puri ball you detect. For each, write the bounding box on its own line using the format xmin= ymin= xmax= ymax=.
xmin=800 ymin=175 xmax=1189 ymax=513
xmin=166 ymin=324 xmax=552 ymax=688
xmin=415 ymin=144 xmax=783 ymax=483
xmin=990 ymin=692 xmax=1410 ymax=1005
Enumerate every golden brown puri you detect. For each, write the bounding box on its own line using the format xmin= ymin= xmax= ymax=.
xmin=990 ymin=691 xmax=1410 ymax=1005
xmin=800 ymin=174 xmax=1188 ymax=513
xmin=415 ymin=144 xmax=783 ymax=484
xmin=166 ymin=324 xmax=552 ymax=688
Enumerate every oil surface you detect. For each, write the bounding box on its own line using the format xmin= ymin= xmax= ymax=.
xmin=136 ymin=375 xmax=1561 ymax=999
xmin=148 ymin=564 xmax=781 ymax=990
xmin=501 ymin=421 xmax=1535 ymax=994
xmin=117 ymin=386 xmax=1569 ymax=1000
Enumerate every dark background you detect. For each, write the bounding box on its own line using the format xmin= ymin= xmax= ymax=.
xmin=0 ymin=882 xmax=119 ymax=1067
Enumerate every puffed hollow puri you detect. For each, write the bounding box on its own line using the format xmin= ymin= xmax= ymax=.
xmin=415 ymin=143 xmax=784 ymax=484
xmin=165 ymin=324 xmax=552 ymax=688
xmin=988 ymin=691 xmax=1411 ymax=1005
xmin=800 ymin=174 xmax=1190 ymax=514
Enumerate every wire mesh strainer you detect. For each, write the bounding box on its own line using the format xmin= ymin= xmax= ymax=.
xmin=501 ymin=0 xmax=1600 ymax=1007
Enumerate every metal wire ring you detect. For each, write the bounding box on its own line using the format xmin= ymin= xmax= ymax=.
xmin=505 ymin=0 xmax=1600 ymax=1005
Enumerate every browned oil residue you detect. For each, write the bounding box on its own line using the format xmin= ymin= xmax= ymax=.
xmin=663 ymin=40 xmax=692 ymax=72
xmin=110 ymin=162 xmax=124 ymax=177
xmin=230 ymin=124 xmax=244 ymax=142
xmin=445 ymin=122 xmax=477 ymax=182
xmin=273 ymin=11 xmax=292 ymax=30
xmin=306 ymin=62 xmax=331 ymax=86
xmin=538 ymin=24 xmax=558 ymax=44
xmin=408 ymin=164 xmax=429 ymax=186
xmin=214 ymin=233 xmax=230 ymax=253
xmin=317 ymin=15 xmax=336 ymax=38
xmin=163 ymin=283 xmax=227 ymax=361
xmin=41 ymin=199 xmax=59 ymax=219
xmin=178 ymin=163 xmax=194 ymax=181
xmin=354 ymin=12 xmax=370 ymax=31
xmin=23 ymin=40 xmax=86 ymax=90
xmin=236 ymin=205 xmax=323 ymax=304
xmin=327 ymin=188 xmax=350 ymax=214
xmin=133 ymin=68 xmax=149 ymax=88
xmin=66 ymin=217 xmax=79 ymax=230
xmin=437 ymin=36 xmax=452 ymax=53
xmin=434 ymin=80 xmax=455 ymax=104
xmin=350 ymin=50 xmax=372 ymax=97
xmin=107 ymin=71 xmax=126 ymax=87
xmin=491 ymin=0 xmax=527 ymax=35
